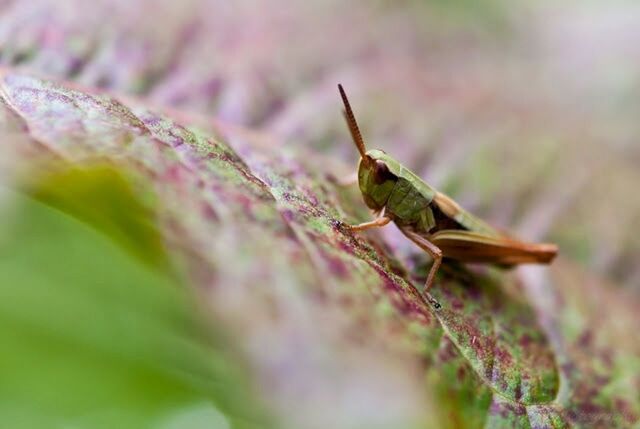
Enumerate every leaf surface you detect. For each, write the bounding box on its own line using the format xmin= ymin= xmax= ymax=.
xmin=1 ymin=71 xmax=638 ymax=428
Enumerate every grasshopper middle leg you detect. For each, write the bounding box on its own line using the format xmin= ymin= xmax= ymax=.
xmin=400 ymin=228 xmax=443 ymax=309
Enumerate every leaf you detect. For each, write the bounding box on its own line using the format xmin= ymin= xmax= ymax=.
xmin=1 ymin=70 xmax=639 ymax=428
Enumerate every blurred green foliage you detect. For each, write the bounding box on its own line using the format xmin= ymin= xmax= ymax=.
xmin=0 ymin=166 xmax=273 ymax=429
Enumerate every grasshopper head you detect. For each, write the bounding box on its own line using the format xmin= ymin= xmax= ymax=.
xmin=358 ymin=150 xmax=398 ymax=210
xmin=338 ymin=84 xmax=398 ymax=210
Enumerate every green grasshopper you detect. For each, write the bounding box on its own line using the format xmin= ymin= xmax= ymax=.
xmin=337 ymin=84 xmax=558 ymax=309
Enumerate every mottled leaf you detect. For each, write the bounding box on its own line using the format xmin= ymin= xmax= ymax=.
xmin=1 ymin=70 xmax=638 ymax=429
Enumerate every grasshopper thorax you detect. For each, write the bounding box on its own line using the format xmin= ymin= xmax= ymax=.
xmin=358 ymin=150 xmax=398 ymax=211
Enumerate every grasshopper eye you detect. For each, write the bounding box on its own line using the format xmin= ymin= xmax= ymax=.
xmin=372 ymin=160 xmax=394 ymax=184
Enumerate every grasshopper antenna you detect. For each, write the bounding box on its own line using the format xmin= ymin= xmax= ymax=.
xmin=338 ymin=84 xmax=370 ymax=166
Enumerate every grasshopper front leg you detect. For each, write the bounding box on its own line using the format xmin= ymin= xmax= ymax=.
xmin=399 ymin=227 xmax=443 ymax=309
xmin=346 ymin=215 xmax=391 ymax=231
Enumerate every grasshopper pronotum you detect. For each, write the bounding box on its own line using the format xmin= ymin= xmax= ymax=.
xmin=338 ymin=84 xmax=558 ymax=309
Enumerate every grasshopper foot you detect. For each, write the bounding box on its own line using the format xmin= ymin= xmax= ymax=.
xmin=332 ymin=219 xmax=353 ymax=233
xmin=425 ymin=293 xmax=442 ymax=310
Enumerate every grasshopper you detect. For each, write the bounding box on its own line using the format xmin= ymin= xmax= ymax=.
xmin=337 ymin=84 xmax=558 ymax=309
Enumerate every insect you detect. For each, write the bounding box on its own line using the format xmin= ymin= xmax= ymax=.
xmin=337 ymin=84 xmax=558 ymax=309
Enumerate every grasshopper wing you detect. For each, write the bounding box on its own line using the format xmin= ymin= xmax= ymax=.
xmin=430 ymin=230 xmax=558 ymax=265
